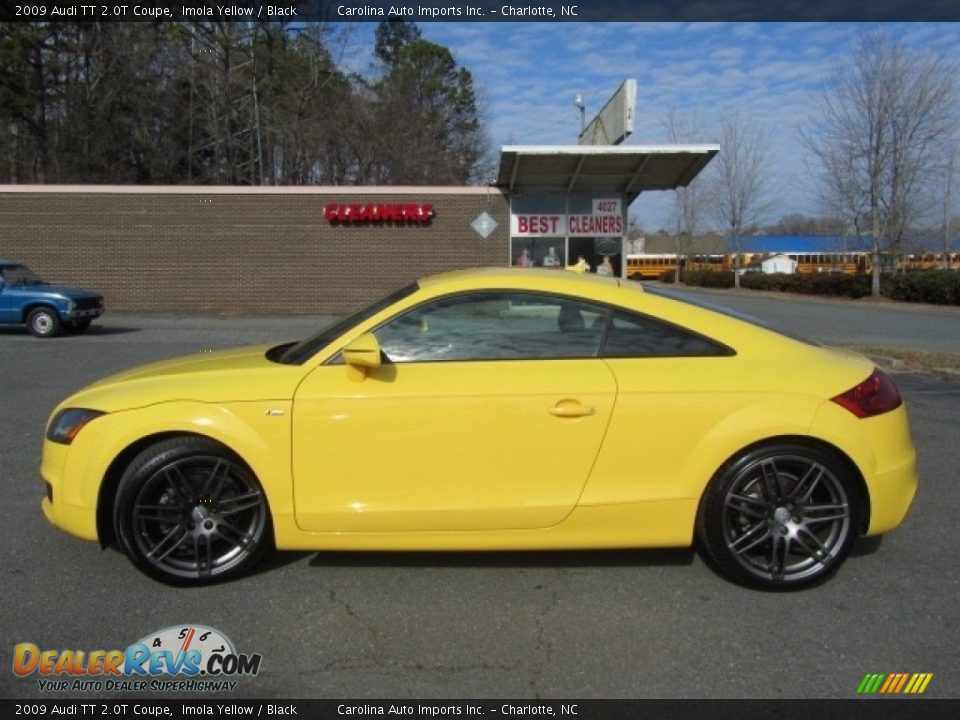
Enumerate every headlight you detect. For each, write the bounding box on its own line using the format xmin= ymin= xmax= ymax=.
xmin=67 ymin=299 xmax=76 ymax=312
xmin=46 ymin=408 xmax=105 ymax=444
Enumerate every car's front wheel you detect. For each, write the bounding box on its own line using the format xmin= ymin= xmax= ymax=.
xmin=113 ymin=436 xmax=272 ymax=585
xmin=26 ymin=307 xmax=61 ymax=337
xmin=697 ymin=442 xmax=861 ymax=590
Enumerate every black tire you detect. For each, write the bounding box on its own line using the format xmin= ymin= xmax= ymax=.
xmin=26 ymin=307 xmax=61 ymax=337
xmin=113 ymin=436 xmax=272 ymax=586
xmin=696 ymin=441 xmax=860 ymax=590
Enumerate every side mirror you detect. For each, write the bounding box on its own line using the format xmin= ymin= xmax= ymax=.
xmin=342 ymin=332 xmax=382 ymax=371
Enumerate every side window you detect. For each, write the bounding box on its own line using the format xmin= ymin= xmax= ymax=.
xmin=374 ymin=292 xmax=609 ymax=363
xmin=602 ymin=310 xmax=731 ymax=358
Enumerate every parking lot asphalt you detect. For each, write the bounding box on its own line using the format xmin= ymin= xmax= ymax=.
xmin=1 ymin=297 xmax=958 ymax=700
xmin=660 ymin=283 xmax=960 ymax=353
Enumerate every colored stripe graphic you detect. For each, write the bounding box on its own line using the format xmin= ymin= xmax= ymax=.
xmin=905 ymin=673 xmax=934 ymax=694
xmin=857 ymin=673 xmax=885 ymax=694
xmin=858 ymin=673 xmax=933 ymax=694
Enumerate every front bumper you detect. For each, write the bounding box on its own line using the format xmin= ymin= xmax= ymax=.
xmin=41 ymin=495 xmax=98 ymax=541
xmin=65 ymin=308 xmax=104 ymax=320
xmin=40 ymin=440 xmax=98 ymax=541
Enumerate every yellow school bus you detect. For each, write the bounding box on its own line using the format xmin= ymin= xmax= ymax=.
xmin=625 ymin=253 xmax=680 ymax=279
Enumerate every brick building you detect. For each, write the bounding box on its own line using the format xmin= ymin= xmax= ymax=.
xmin=0 ymin=145 xmax=716 ymax=315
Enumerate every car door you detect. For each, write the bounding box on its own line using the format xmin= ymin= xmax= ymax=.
xmin=292 ymin=291 xmax=617 ymax=533
xmin=582 ymin=309 xmax=742 ymax=509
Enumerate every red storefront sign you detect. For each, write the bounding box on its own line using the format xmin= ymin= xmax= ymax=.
xmin=510 ymin=199 xmax=624 ymax=237
xmin=324 ymin=203 xmax=435 ymax=223
xmin=511 ymin=214 xmax=565 ymax=236
xmin=510 ymin=212 xmax=623 ymax=237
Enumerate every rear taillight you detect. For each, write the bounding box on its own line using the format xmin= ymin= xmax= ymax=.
xmin=831 ymin=368 xmax=903 ymax=418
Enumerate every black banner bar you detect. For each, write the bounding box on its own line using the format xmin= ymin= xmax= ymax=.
xmin=2 ymin=700 xmax=958 ymax=720
xmin=1 ymin=0 xmax=958 ymax=23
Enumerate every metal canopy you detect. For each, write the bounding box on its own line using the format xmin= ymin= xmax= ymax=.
xmin=496 ymin=145 xmax=719 ymax=202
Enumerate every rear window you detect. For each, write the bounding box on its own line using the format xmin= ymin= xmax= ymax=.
xmin=602 ymin=310 xmax=732 ymax=358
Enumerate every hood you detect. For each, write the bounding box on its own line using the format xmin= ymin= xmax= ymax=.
xmin=3 ymin=283 xmax=100 ymax=300
xmin=62 ymin=344 xmax=306 ymax=413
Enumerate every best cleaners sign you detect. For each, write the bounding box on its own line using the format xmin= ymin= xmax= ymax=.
xmin=511 ymin=199 xmax=623 ymax=237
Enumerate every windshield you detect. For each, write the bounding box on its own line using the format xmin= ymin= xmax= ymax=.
xmin=0 ymin=264 xmax=46 ymax=285
xmin=275 ymin=282 xmax=419 ymax=365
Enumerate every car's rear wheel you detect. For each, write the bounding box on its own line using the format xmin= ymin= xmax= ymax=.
xmin=26 ymin=307 xmax=60 ymax=337
xmin=113 ymin=437 xmax=271 ymax=586
xmin=697 ymin=442 xmax=860 ymax=590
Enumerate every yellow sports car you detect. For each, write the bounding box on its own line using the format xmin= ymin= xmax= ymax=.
xmin=40 ymin=268 xmax=917 ymax=589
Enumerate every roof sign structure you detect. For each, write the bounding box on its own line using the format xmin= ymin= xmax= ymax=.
xmin=579 ymin=79 xmax=637 ymax=146
xmin=497 ymin=145 xmax=719 ymax=203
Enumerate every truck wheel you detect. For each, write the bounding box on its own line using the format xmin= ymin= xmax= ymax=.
xmin=27 ymin=307 xmax=61 ymax=337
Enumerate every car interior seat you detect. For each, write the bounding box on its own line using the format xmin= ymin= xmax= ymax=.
xmin=557 ymin=304 xmax=585 ymax=332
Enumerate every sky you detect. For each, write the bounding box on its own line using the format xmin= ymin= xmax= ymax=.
xmin=338 ymin=21 xmax=960 ymax=231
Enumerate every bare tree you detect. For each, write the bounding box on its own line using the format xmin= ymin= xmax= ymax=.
xmin=626 ymin=215 xmax=646 ymax=254
xmin=0 ymin=21 xmax=488 ymax=187
xmin=709 ymin=113 xmax=774 ymax=288
xmin=663 ymin=105 xmax=707 ymax=281
xmin=766 ymin=213 xmax=846 ymax=237
xmin=803 ymin=27 xmax=958 ymax=295
xmin=939 ymin=145 xmax=958 ymax=268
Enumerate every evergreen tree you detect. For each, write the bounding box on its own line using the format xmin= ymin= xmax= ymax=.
xmin=370 ymin=21 xmax=487 ymax=185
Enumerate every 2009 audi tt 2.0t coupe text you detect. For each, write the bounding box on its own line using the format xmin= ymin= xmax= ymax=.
xmin=40 ymin=268 xmax=917 ymax=589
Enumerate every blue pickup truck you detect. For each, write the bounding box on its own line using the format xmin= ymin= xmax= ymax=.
xmin=0 ymin=261 xmax=105 ymax=337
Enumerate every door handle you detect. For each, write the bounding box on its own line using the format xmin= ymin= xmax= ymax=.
xmin=549 ymin=400 xmax=596 ymax=418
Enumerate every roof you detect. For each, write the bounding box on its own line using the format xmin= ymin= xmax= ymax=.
xmin=732 ymin=235 xmax=960 ymax=254
xmin=496 ymin=145 xmax=719 ymax=202
xmin=0 ymin=185 xmax=505 ymax=195
xmin=730 ymin=236 xmax=850 ymax=253
xmin=420 ymin=266 xmax=630 ymax=291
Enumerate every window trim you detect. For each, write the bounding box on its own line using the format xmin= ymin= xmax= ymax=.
xmin=600 ymin=309 xmax=736 ymax=359
xmin=358 ymin=289 xmax=612 ymax=365
xmin=279 ymin=282 xmax=419 ymax=365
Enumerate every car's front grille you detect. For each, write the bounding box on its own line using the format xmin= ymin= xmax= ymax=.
xmin=74 ymin=297 xmax=103 ymax=311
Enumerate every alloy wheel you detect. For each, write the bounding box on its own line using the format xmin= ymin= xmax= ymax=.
xmin=129 ymin=454 xmax=267 ymax=581
xmin=720 ymin=453 xmax=854 ymax=584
